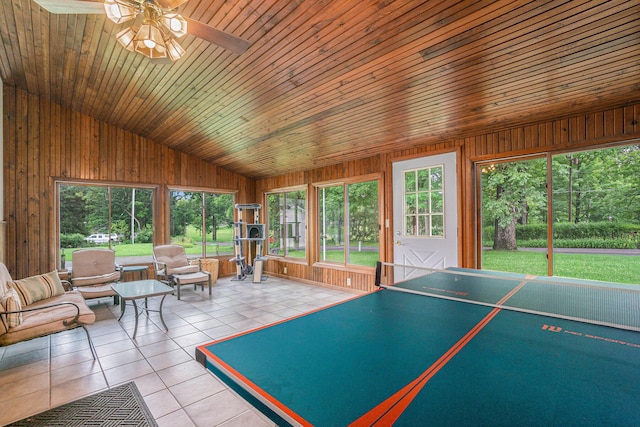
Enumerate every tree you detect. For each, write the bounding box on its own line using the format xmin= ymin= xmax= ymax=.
xmin=551 ymin=145 xmax=640 ymax=224
xmin=110 ymin=187 xmax=153 ymax=242
xmin=321 ymin=186 xmax=344 ymax=245
xmin=576 ymin=145 xmax=640 ymax=223
xmin=170 ymin=192 xmax=196 ymax=239
xmin=83 ymin=187 xmax=110 ymax=232
xmin=59 ymin=185 xmax=89 ymax=235
xmin=617 ymin=145 xmax=640 ymax=222
xmin=348 ymin=181 xmax=379 ymax=243
xmin=206 ymin=193 xmax=234 ymax=241
xmin=482 ymin=158 xmax=546 ymax=250
xmin=268 ymin=193 xmax=284 ymax=252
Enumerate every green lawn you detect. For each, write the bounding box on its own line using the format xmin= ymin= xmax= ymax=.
xmin=67 ymin=231 xmax=639 ymax=285
xmin=320 ymin=251 xmax=379 ymax=267
xmin=482 ymin=250 xmax=640 ymax=285
xmin=273 ymin=248 xmax=379 ymax=267
xmin=65 ymin=224 xmax=384 ymax=267
xmin=63 ymin=226 xmax=236 ymax=261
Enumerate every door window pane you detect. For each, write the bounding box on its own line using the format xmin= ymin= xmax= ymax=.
xmin=417 ymin=193 xmax=429 ymax=214
xmin=406 ymin=193 xmax=416 ymax=214
xmin=418 ymin=215 xmax=427 ymax=235
xmin=406 ymin=215 xmax=416 ymax=236
xmin=432 ymin=191 xmax=443 ymax=212
xmin=417 ymin=169 xmax=430 ymax=191
xmin=403 ymin=166 xmax=445 ymax=237
xmin=432 ymin=214 xmax=444 ymax=237
xmin=405 ymin=172 xmax=416 ymax=192
xmin=431 ymin=166 xmax=443 ymax=190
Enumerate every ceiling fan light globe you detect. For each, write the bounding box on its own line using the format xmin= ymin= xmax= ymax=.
xmin=165 ymin=38 xmax=185 ymax=61
xmin=104 ymin=0 xmax=136 ymax=24
xmin=134 ymin=41 xmax=168 ymax=59
xmin=116 ymin=27 xmax=137 ymax=51
xmin=152 ymin=44 xmax=167 ymax=56
xmin=162 ymin=13 xmax=187 ymax=38
xmin=133 ymin=22 xmax=168 ymax=59
xmin=134 ymin=21 xmax=164 ymax=46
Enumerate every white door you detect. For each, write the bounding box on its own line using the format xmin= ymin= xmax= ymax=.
xmin=392 ymin=152 xmax=458 ymax=271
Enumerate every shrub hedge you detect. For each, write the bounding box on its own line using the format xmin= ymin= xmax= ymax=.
xmin=504 ymin=238 xmax=639 ymax=249
xmin=60 ymin=233 xmax=89 ymax=249
xmin=483 ymin=221 xmax=640 ymax=249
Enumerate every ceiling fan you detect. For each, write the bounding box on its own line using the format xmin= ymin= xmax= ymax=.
xmin=32 ymin=0 xmax=251 ymax=60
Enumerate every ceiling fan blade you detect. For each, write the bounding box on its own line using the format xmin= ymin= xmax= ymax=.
xmin=185 ymin=18 xmax=251 ymax=55
xmin=155 ymin=0 xmax=189 ymax=9
xmin=33 ymin=0 xmax=104 ymax=14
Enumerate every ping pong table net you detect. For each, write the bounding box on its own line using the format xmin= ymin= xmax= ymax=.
xmin=375 ymin=262 xmax=640 ymax=332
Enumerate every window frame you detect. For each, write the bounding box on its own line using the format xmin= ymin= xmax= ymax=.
xmin=167 ymin=185 xmax=236 ymax=259
xmin=313 ymin=173 xmax=383 ymax=269
xmin=264 ymin=185 xmax=308 ymax=261
xmin=474 ymin=142 xmax=640 ymax=283
xmin=55 ymin=179 xmax=158 ymax=268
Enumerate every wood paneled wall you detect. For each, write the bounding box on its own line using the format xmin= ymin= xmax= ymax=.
xmin=257 ymin=103 xmax=640 ymax=292
xmin=3 ymin=84 xmax=254 ymax=279
xmin=4 ymin=81 xmax=639 ymax=290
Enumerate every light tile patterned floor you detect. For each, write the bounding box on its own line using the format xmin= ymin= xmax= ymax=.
xmin=0 ymin=276 xmax=357 ymax=426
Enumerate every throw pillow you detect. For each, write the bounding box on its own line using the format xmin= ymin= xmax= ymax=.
xmin=9 ymin=271 xmax=66 ymax=306
xmin=2 ymin=288 xmax=23 ymax=328
xmin=0 ymin=301 xmax=7 ymax=335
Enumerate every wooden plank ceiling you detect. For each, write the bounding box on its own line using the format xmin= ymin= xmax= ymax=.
xmin=0 ymin=0 xmax=638 ymax=179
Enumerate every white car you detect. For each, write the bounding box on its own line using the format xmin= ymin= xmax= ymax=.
xmin=85 ymin=233 xmax=118 ymax=244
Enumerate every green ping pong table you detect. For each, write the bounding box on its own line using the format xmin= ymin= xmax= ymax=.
xmin=196 ymin=264 xmax=640 ymax=426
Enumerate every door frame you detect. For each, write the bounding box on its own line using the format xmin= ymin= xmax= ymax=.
xmin=389 ymin=149 xmax=461 ymax=269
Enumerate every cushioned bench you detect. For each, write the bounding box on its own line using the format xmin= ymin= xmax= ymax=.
xmin=0 ymin=263 xmax=97 ymax=358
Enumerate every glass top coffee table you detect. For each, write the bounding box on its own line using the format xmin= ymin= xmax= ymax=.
xmin=111 ymin=280 xmax=174 ymax=339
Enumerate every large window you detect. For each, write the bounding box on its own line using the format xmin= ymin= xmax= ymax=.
xmin=266 ymin=189 xmax=307 ymax=259
xmin=169 ymin=190 xmax=235 ymax=258
xmin=479 ymin=156 xmax=548 ymax=277
xmin=58 ymin=183 xmax=155 ymax=266
xmin=317 ymin=179 xmax=380 ymax=267
xmin=478 ymin=144 xmax=640 ymax=284
xmin=550 ymin=145 xmax=640 ymax=283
